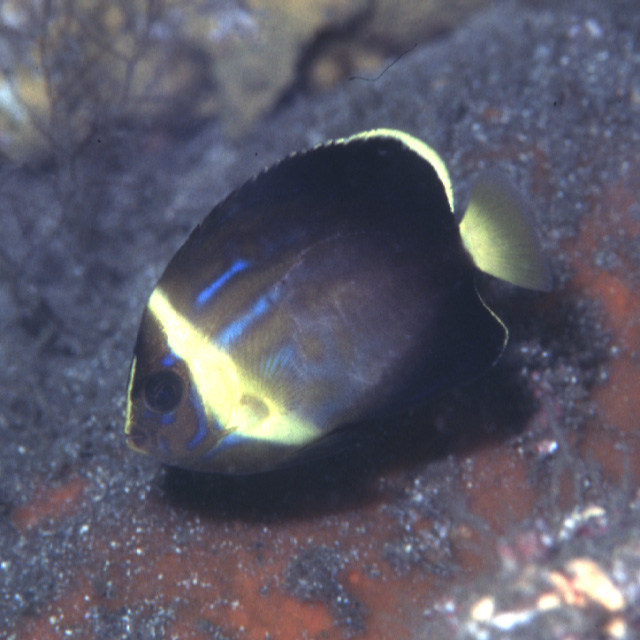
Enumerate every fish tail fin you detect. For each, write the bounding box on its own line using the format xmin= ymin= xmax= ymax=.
xmin=459 ymin=171 xmax=552 ymax=291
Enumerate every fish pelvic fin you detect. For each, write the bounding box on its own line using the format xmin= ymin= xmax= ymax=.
xmin=459 ymin=171 xmax=552 ymax=291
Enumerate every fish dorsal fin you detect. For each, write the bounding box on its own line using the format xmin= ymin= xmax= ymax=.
xmin=342 ymin=129 xmax=455 ymax=211
xmin=459 ymin=171 xmax=552 ymax=291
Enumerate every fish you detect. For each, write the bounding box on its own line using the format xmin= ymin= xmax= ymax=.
xmin=124 ymin=128 xmax=551 ymax=474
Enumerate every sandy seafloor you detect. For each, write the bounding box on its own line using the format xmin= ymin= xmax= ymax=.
xmin=2 ymin=0 xmax=640 ymax=638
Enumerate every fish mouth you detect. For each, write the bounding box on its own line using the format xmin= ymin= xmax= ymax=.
xmin=126 ymin=429 xmax=149 ymax=453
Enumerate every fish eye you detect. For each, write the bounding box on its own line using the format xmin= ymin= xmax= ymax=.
xmin=144 ymin=371 xmax=184 ymax=414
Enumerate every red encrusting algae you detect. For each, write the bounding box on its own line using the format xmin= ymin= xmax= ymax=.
xmin=13 ymin=476 xmax=88 ymax=532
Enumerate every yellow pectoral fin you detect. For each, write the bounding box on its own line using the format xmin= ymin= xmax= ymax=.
xmin=229 ymin=392 xmax=319 ymax=447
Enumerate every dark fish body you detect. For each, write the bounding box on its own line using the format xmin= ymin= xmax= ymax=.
xmin=125 ymin=129 xmax=550 ymax=474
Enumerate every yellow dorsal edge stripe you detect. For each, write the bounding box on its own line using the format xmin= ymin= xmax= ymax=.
xmin=342 ymin=129 xmax=455 ymax=212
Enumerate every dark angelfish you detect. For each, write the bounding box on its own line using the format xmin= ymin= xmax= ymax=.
xmin=124 ymin=129 xmax=551 ymax=473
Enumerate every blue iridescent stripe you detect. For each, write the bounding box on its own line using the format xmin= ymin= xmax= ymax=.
xmin=195 ymin=259 xmax=250 ymax=308
xmin=186 ymin=388 xmax=210 ymax=450
xmin=160 ymin=412 xmax=176 ymax=425
xmin=161 ymin=351 xmax=179 ymax=368
xmin=186 ymin=427 xmax=208 ymax=450
xmin=217 ymin=295 xmax=270 ymax=348
xmin=182 ymin=386 xmax=216 ymax=451
xmin=203 ymin=431 xmax=245 ymax=458
xmin=143 ymin=408 xmax=176 ymax=425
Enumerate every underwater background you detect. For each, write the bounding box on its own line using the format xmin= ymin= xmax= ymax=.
xmin=1 ymin=0 xmax=640 ymax=638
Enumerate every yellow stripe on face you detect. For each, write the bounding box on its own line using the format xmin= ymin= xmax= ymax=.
xmin=149 ymin=288 xmax=239 ymax=431
xmin=148 ymin=289 xmax=319 ymax=448
xmin=124 ymin=355 xmax=137 ymax=435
